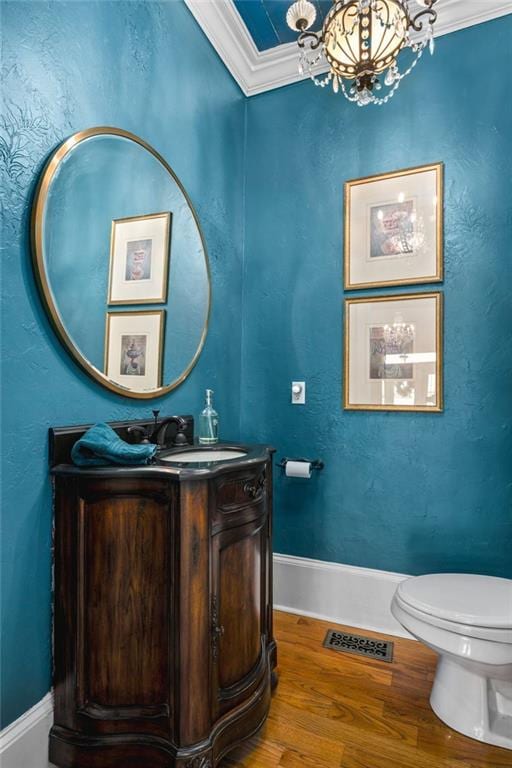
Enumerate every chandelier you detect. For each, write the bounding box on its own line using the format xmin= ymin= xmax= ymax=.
xmin=382 ymin=322 xmax=415 ymax=350
xmin=285 ymin=0 xmax=438 ymax=106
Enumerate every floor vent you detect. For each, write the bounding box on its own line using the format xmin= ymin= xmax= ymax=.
xmin=323 ymin=629 xmax=394 ymax=663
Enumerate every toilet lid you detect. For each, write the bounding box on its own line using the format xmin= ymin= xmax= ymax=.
xmin=397 ymin=574 xmax=512 ymax=628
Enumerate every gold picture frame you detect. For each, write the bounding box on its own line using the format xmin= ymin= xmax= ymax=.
xmin=107 ymin=211 xmax=172 ymax=305
xmin=344 ymin=163 xmax=443 ymax=290
xmin=344 ymin=292 xmax=443 ymax=412
xmin=104 ymin=310 xmax=165 ymax=392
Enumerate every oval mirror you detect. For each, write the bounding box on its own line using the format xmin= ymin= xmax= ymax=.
xmin=32 ymin=127 xmax=210 ymax=399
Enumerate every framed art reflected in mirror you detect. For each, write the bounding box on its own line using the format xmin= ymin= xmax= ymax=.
xmin=344 ymin=163 xmax=443 ymax=290
xmin=108 ymin=212 xmax=172 ymax=305
xmin=104 ymin=310 xmax=165 ymax=392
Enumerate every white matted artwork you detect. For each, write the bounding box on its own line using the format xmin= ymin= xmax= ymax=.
xmin=108 ymin=212 xmax=171 ymax=304
xmin=344 ymin=163 xmax=443 ymax=289
xmin=104 ymin=310 xmax=165 ymax=392
xmin=344 ymin=293 xmax=442 ymax=412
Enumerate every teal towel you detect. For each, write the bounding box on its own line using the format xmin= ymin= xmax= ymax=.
xmin=71 ymin=422 xmax=157 ymax=467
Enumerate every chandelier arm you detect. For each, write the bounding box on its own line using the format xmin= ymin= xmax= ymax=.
xmin=298 ymin=30 xmax=322 ymax=50
xmin=410 ymin=0 xmax=438 ymax=32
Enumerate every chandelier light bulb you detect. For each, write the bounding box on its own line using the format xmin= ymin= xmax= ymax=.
xmin=286 ymin=0 xmax=439 ymax=106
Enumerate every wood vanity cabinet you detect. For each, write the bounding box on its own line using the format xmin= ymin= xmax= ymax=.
xmin=49 ymin=427 xmax=276 ymax=768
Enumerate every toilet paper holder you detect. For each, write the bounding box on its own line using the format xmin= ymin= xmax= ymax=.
xmin=276 ymin=458 xmax=324 ymax=472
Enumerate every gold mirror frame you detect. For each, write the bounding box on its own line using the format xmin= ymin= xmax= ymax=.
xmin=31 ymin=126 xmax=211 ymax=399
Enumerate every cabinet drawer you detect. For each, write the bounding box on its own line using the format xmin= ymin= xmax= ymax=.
xmin=215 ymin=466 xmax=267 ymax=510
xmin=212 ymin=466 xmax=267 ymax=530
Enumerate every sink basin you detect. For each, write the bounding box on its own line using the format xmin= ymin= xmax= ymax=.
xmin=159 ymin=448 xmax=247 ymax=463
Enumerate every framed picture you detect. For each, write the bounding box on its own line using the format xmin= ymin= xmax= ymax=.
xmin=344 ymin=292 xmax=442 ymax=412
xmin=104 ymin=310 xmax=165 ymax=392
xmin=344 ymin=163 xmax=443 ymax=290
xmin=107 ymin=212 xmax=171 ymax=304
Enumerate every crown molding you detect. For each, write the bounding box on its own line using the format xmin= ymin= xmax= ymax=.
xmin=185 ymin=0 xmax=258 ymax=96
xmin=185 ymin=0 xmax=512 ymax=97
xmin=184 ymin=0 xmax=326 ymax=95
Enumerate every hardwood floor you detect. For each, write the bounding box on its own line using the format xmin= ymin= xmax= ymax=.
xmin=221 ymin=611 xmax=510 ymax=768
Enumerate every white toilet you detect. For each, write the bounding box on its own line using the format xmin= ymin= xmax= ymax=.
xmin=391 ymin=573 xmax=512 ymax=750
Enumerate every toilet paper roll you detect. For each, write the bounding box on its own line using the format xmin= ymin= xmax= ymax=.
xmin=285 ymin=460 xmax=312 ymax=478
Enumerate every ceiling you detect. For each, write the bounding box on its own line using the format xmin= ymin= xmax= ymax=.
xmin=233 ymin=0 xmax=333 ymax=51
xmin=185 ymin=0 xmax=512 ymax=96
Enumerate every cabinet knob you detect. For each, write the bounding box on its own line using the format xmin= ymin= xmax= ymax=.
xmin=244 ymin=473 xmax=266 ymax=500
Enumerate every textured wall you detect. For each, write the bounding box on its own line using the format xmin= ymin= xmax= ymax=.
xmin=242 ymin=19 xmax=512 ymax=578
xmin=2 ymin=1 xmax=512 ymax=733
xmin=0 ymin=0 xmax=245 ymax=727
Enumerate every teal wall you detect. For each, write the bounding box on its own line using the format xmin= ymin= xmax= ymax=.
xmin=0 ymin=0 xmax=245 ymax=728
xmin=2 ymin=0 xmax=511 ymax=733
xmin=242 ymin=18 xmax=512 ymax=578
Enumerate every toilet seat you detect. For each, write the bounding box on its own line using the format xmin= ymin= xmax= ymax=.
xmin=393 ymin=592 xmax=512 ymax=643
xmin=397 ymin=573 xmax=512 ymax=631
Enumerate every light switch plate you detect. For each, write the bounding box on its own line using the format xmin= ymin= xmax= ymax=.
xmin=291 ymin=381 xmax=306 ymax=404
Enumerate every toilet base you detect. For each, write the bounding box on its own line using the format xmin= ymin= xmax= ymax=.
xmin=430 ymin=656 xmax=512 ymax=750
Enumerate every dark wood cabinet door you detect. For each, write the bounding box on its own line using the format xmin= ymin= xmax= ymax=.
xmin=211 ymin=509 xmax=269 ymax=718
xmin=54 ymin=477 xmax=176 ymax=740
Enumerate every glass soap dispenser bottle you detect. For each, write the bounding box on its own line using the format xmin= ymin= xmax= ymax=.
xmin=198 ymin=389 xmax=219 ymax=444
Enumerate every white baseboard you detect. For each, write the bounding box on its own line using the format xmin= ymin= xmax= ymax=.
xmin=273 ymin=553 xmax=414 ymax=640
xmin=0 ymin=693 xmax=53 ymax=768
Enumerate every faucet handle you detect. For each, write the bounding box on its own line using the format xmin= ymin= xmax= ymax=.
xmin=127 ymin=425 xmax=150 ymax=444
xmin=152 ymin=409 xmax=160 ymax=430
